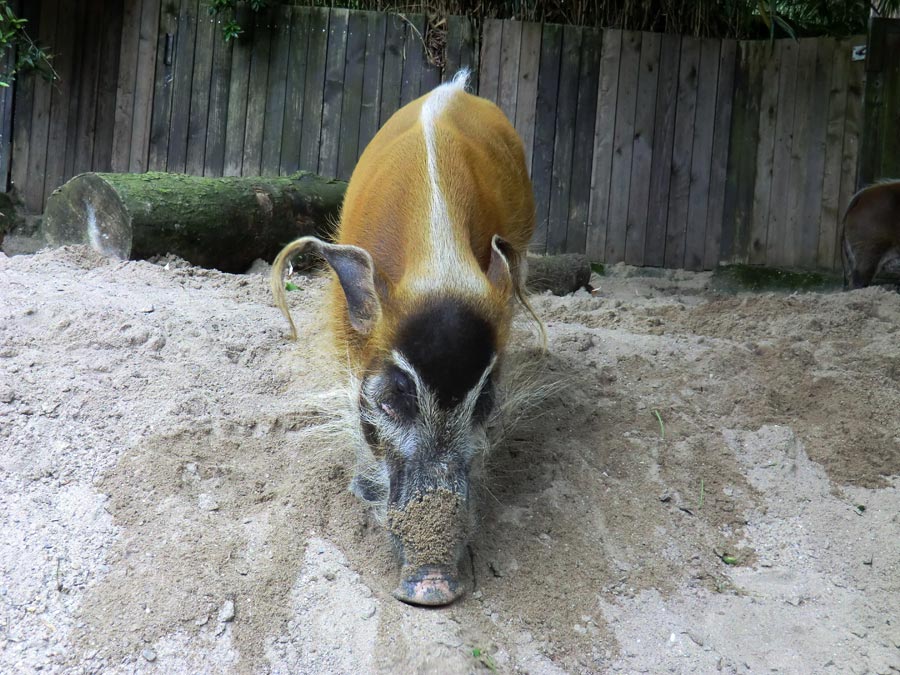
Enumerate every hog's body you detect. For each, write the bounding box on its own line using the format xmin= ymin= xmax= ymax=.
xmin=271 ymin=71 xmax=539 ymax=605
xmin=842 ymin=179 xmax=900 ymax=289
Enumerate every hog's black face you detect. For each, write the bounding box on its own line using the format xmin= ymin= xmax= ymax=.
xmin=352 ymin=296 xmax=498 ymax=605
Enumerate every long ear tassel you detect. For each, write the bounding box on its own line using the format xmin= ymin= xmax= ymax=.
xmin=270 ymin=236 xmax=321 ymax=341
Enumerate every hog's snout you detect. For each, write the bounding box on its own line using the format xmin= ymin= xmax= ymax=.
xmin=393 ymin=564 xmax=463 ymax=606
xmin=387 ymin=488 xmax=469 ymax=605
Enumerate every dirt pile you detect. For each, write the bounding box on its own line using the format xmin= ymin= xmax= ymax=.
xmin=1 ymin=246 xmax=897 ymax=674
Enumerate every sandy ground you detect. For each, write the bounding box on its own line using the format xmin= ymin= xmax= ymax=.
xmin=1 ymin=245 xmax=898 ymax=674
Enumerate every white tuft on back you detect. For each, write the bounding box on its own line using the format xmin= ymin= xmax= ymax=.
xmin=416 ymin=68 xmax=488 ymax=295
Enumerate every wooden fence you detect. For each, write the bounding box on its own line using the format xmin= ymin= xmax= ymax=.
xmin=6 ymin=1 xmax=878 ymax=271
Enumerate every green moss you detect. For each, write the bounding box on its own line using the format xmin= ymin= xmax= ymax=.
xmin=711 ymin=264 xmax=843 ymax=293
xmin=590 ymin=262 xmax=605 ymax=276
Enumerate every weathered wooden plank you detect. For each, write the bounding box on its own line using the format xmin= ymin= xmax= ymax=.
xmin=565 ymin=27 xmax=601 ymax=254
xmin=336 ymin=11 xmax=367 ymax=179
xmin=765 ymin=38 xmax=799 ymax=268
xmin=624 ymin=31 xmax=660 ymax=266
xmin=795 ymin=37 xmax=833 ymax=268
xmin=515 ymin=21 xmax=542 ymax=173
xmin=479 ymin=18 xmax=503 ymax=103
xmin=318 ymin=8 xmax=348 ymax=177
xmin=0 ymin=39 xmax=12 ymax=191
xmin=399 ymin=14 xmax=425 ymax=106
xmin=110 ymin=0 xmax=141 ymax=174
xmin=585 ymin=28 xmax=621 ymax=261
xmin=817 ymin=38 xmax=849 ymax=270
xmin=530 ymin=22 xmax=563 ymax=253
xmin=129 ymin=0 xmax=161 ymax=173
xmin=703 ymin=39 xmax=737 ymax=270
xmin=420 ymin=18 xmax=442 ymax=94
xmin=605 ymin=30 xmax=641 ymax=263
xmin=443 ymin=15 xmax=472 ymax=82
xmin=185 ymin=5 xmax=215 ymax=176
xmin=68 ymin=0 xmax=102 ymax=178
xmin=62 ymin=0 xmax=90 ymax=182
xmin=663 ymin=35 xmax=701 ymax=269
xmin=204 ymin=12 xmax=235 ymax=176
xmin=42 ymin=0 xmax=78 ymax=204
xmin=683 ymin=38 xmax=720 ymax=271
xmin=836 ymin=36 xmax=866 ymax=269
xmin=148 ymin=1 xmax=178 ymax=172
xmin=858 ymin=20 xmax=886 ymax=188
xmin=497 ymin=20 xmax=523 ymax=123
xmin=241 ymin=7 xmax=273 ymax=176
xmin=260 ymin=4 xmax=292 ymax=176
xmin=644 ymin=32 xmax=680 ymax=267
xmin=223 ymin=4 xmax=253 ymax=176
xmin=167 ymin=0 xmax=200 ymax=174
xmin=878 ymin=29 xmax=900 ymax=179
xmin=748 ymin=40 xmax=781 ymax=264
xmin=279 ymin=6 xmax=311 ymax=175
xmin=9 ymin=0 xmax=43 ymax=197
xmin=456 ymin=16 xmax=477 ymax=76
xmin=299 ymin=7 xmax=329 ymax=172
xmin=547 ymin=25 xmax=582 ymax=254
xmin=379 ymin=14 xmax=405 ymax=127
xmin=357 ymin=11 xmax=386 ymax=155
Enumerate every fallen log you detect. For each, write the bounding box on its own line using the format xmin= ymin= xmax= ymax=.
xmin=42 ymin=171 xmax=347 ymax=273
xmin=525 ymin=253 xmax=592 ymax=295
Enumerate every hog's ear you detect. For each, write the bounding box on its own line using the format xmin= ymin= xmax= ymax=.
xmin=487 ymin=234 xmax=523 ymax=293
xmin=271 ymin=236 xmax=381 ymax=337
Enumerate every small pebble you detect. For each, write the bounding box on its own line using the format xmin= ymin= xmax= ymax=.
xmin=218 ymin=599 xmax=235 ymax=623
xmin=141 ymin=648 xmax=156 ymax=662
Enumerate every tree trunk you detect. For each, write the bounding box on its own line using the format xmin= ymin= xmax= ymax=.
xmin=42 ymin=171 xmax=347 ymax=273
xmin=526 ymin=254 xmax=592 ymax=295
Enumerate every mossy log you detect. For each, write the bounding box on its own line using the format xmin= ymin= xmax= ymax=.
xmin=526 ymin=254 xmax=592 ymax=295
xmin=42 ymin=171 xmax=347 ymax=273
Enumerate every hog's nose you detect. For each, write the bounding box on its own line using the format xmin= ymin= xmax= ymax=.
xmin=392 ymin=565 xmax=463 ymax=606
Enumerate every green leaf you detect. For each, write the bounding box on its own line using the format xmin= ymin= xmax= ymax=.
xmin=284 ymin=281 xmax=299 ymax=292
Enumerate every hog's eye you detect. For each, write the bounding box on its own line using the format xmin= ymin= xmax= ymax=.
xmin=380 ymin=367 xmax=417 ymax=422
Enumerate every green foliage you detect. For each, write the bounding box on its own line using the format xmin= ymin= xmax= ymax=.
xmin=207 ymin=0 xmax=268 ymax=41
xmin=0 ymin=1 xmax=56 ymax=87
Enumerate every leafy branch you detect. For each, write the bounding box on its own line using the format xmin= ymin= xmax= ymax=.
xmin=207 ymin=0 xmax=269 ymax=42
xmin=0 ymin=1 xmax=57 ymax=87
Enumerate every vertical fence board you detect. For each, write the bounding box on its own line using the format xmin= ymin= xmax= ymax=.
xmin=605 ymin=30 xmax=640 ymax=263
xmin=420 ymin=20 xmax=442 ymax=94
xmin=703 ymin=39 xmax=737 ymax=270
xmin=765 ymin=39 xmax=799 ymax=268
xmin=318 ymin=8 xmax=348 ymax=177
xmin=260 ymin=5 xmax=292 ymax=176
xmin=479 ymin=19 xmax=502 ymax=102
xmin=663 ymin=36 xmax=700 ymax=268
xmin=337 ymin=11 xmax=368 ymax=180
xmin=784 ymin=38 xmax=818 ymax=267
xmin=443 ymin=15 xmax=466 ymax=81
xmin=62 ymin=0 xmax=89 ymax=183
xmin=399 ymin=14 xmax=425 ymax=105
xmin=223 ymin=5 xmax=253 ymax=176
xmin=497 ymin=20 xmax=522 ymax=123
xmin=379 ymin=14 xmax=405 ymax=127
xmin=279 ymin=7 xmax=310 ymax=175
xmin=530 ymin=22 xmax=562 ymax=253
xmin=241 ymin=8 xmax=273 ymax=176
xmin=43 ymin=0 xmax=77 ymax=203
xmin=547 ymin=26 xmax=582 ymax=254
xmin=818 ymin=39 xmax=849 ymax=269
xmin=70 ymin=0 xmax=103 ymax=177
xmin=585 ymin=28 xmax=621 ymax=260
xmin=644 ymin=32 xmax=680 ymax=266
xmin=748 ymin=42 xmax=779 ymax=264
xmin=10 ymin=0 xmax=42 ymax=200
xmin=836 ymin=36 xmax=866 ymax=269
xmin=299 ymin=7 xmax=329 ymax=172
xmin=515 ymin=22 xmax=542 ymax=173
xmin=796 ymin=38 xmax=833 ymax=268
xmin=166 ymin=0 xmax=199 ymax=173
xmin=683 ymin=38 xmax=720 ymax=270
xmin=204 ymin=16 xmax=235 ymax=176
xmin=565 ymin=27 xmax=601 ymax=254
xmin=147 ymin=2 xmax=175 ymax=172
xmin=110 ymin=0 xmax=140 ymax=174
xmin=357 ymin=11 xmax=386 ymax=156
xmin=129 ymin=0 xmax=160 ymax=172
xmin=624 ymin=31 xmax=660 ymax=266
xmin=185 ymin=7 xmax=215 ymax=176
